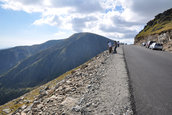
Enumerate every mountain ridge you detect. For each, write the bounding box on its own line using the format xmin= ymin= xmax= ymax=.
xmin=134 ymin=8 xmax=172 ymax=52
xmin=0 ymin=32 xmax=113 ymax=105
xmin=0 ymin=39 xmax=64 ymax=75
xmin=135 ymin=8 xmax=172 ymax=39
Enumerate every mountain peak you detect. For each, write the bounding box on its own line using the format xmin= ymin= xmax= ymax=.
xmin=68 ymin=32 xmax=107 ymax=41
xmin=0 ymin=32 xmax=113 ymax=105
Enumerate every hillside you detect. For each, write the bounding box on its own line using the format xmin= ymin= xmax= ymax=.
xmin=0 ymin=40 xmax=63 ymax=75
xmin=134 ymin=8 xmax=172 ymax=52
xmin=0 ymin=32 xmax=113 ymax=105
xmin=0 ymin=46 xmax=132 ymax=115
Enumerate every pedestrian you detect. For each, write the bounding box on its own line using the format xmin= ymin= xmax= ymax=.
xmin=117 ymin=41 xmax=120 ymax=47
xmin=107 ymin=41 xmax=112 ymax=54
xmin=114 ymin=41 xmax=117 ymax=53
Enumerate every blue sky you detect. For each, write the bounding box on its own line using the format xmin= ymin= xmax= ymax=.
xmin=0 ymin=0 xmax=172 ymax=49
xmin=0 ymin=5 xmax=60 ymax=48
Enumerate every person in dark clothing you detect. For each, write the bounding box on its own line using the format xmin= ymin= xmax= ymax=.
xmin=117 ymin=41 xmax=120 ymax=47
xmin=114 ymin=41 xmax=117 ymax=53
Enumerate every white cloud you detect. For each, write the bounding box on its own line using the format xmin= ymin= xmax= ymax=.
xmin=51 ymin=0 xmax=103 ymax=13
xmin=71 ymin=16 xmax=98 ymax=32
xmin=131 ymin=0 xmax=172 ymax=18
xmin=33 ymin=15 xmax=61 ymax=26
xmin=1 ymin=0 xmax=172 ymax=44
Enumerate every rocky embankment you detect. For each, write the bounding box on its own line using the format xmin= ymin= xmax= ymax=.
xmin=135 ymin=30 xmax=172 ymax=52
xmin=2 ymin=46 xmax=132 ymax=115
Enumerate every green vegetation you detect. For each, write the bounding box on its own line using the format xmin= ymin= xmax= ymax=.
xmin=0 ymin=54 xmax=93 ymax=114
xmin=136 ymin=8 xmax=172 ymax=38
xmin=0 ymin=32 xmax=112 ymax=108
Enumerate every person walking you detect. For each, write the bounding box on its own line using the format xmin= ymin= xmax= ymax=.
xmin=114 ymin=41 xmax=117 ymax=53
xmin=117 ymin=41 xmax=120 ymax=47
xmin=108 ymin=41 xmax=112 ymax=54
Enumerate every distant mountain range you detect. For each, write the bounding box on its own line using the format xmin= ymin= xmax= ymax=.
xmin=0 ymin=40 xmax=63 ymax=75
xmin=0 ymin=32 xmax=113 ymax=105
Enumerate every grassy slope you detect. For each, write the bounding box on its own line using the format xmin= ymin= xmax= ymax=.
xmin=136 ymin=9 xmax=172 ymax=38
xmin=136 ymin=21 xmax=172 ymax=38
xmin=0 ymin=55 xmax=93 ymax=114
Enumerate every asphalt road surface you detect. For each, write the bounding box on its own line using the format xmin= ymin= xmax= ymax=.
xmin=123 ymin=45 xmax=172 ymax=115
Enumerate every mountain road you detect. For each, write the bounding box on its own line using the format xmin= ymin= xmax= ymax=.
xmin=123 ymin=45 xmax=172 ymax=115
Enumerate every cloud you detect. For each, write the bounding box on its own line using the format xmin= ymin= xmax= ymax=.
xmin=71 ymin=16 xmax=97 ymax=32
xmin=131 ymin=0 xmax=172 ymax=18
xmin=112 ymin=16 xmax=143 ymax=27
xmin=99 ymin=24 xmax=137 ymax=39
xmin=17 ymin=0 xmax=43 ymax=5
xmin=33 ymin=15 xmax=62 ymax=26
xmin=51 ymin=0 xmax=103 ymax=13
xmin=1 ymin=0 xmax=172 ymax=44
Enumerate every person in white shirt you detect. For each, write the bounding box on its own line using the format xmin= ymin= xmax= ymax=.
xmin=107 ymin=41 xmax=112 ymax=53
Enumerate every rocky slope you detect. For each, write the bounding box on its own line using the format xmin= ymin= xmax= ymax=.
xmin=0 ymin=32 xmax=113 ymax=105
xmin=134 ymin=8 xmax=172 ymax=52
xmin=0 ymin=46 xmax=133 ymax=115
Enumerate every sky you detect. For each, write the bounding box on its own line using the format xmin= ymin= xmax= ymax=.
xmin=0 ymin=0 xmax=172 ymax=49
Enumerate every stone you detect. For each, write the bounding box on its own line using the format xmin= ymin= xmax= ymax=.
xmin=23 ymin=100 xmax=30 ymax=104
xmin=37 ymin=103 xmax=44 ymax=109
xmin=58 ymin=86 xmax=63 ymax=91
xmin=61 ymin=112 xmax=67 ymax=115
xmin=38 ymin=90 xmax=48 ymax=99
xmin=92 ymin=102 xmax=99 ymax=108
xmin=101 ymin=62 xmax=105 ymax=64
xmin=44 ymin=85 xmax=50 ymax=90
xmin=50 ymin=95 xmax=58 ymax=100
xmin=72 ymin=105 xmax=81 ymax=112
xmin=71 ymin=70 xmax=76 ymax=74
xmin=2 ymin=108 xmax=11 ymax=114
xmin=33 ymin=100 xmax=40 ymax=105
xmin=123 ymin=110 xmax=133 ymax=115
xmin=21 ymin=104 xmax=27 ymax=110
xmin=61 ymin=97 xmax=78 ymax=109
xmin=21 ymin=111 xmax=27 ymax=115
xmin=23 ymin=104 xmax=33 ymax=113
xmin=81 ymin=64 xmax=88 ymax=70
xmin=78 ymin=97 xmax=84 ymax=105
xmin=64 ymin=86 xmax=72 ymax=93
xmin=38 ymin=111 xmax=43 ymax=115
xmin=86 ymin=102 xmax=92 ymax=107
xmin=20 ymin=96 xmax=24 ymax=100
xmin=87 ymin=85 xmax=92 ymax=89
xmin=32 ymin=108 xmax=38 ymax=112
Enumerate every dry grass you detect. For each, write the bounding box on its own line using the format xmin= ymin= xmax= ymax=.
xmin=0 ymin=54 xmax=95 ymax=114
xmin=136 ymin=19 xmax=172 ymax=38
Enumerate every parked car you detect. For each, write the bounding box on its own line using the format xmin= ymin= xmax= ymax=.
xmin=142 ymin=42 xmax=146 ymax=46
xmin=146 ymin=41 xmax=155 ymax=48
xmin=149 ymin=43 xmax=163 ymax=50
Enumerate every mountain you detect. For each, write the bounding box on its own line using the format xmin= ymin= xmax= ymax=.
xmin=0 ymin=32 xmax=113 ymax=105
xmin=0 ymin=40 xmax=63 ymax=75
xmin=134 ymin=8 xmax=172 ymax=52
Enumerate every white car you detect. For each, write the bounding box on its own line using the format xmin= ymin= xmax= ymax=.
xmin=149 ymin=43 xmax=163 ymax=50
xmin=142 ymin=42 xmax=146 ymax=46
